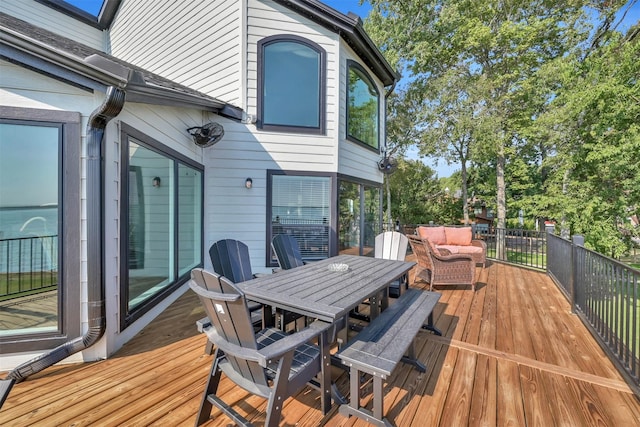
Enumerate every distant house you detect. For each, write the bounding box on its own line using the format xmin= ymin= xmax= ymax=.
xmin=0 ymin=0 xmax=397 ymax=372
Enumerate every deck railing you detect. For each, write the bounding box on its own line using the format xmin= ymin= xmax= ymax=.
xmin=547 ymin=233 xmax=639 ymax=394
xmin=272 ymin=219 xmax=329 ymax=260
xmin=480 ymin=227 xmax=547 ymax=270
xmin=0 ymin=235 xmax=57 ymax=300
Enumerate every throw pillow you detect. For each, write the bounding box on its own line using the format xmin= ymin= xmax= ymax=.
xmin=418 ymin=226 xmax=447 ymax=245
xmin=444 ymin=226 xmax=472 ymax=246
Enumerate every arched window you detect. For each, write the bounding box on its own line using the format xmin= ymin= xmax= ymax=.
xmin=346 ymin=61 xmax=379 ymax=150
xmin=257 ymin=35 xmax=325 ymax=133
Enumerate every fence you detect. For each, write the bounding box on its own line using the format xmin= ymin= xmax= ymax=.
xmin=547 ymin=233 xmax=639 ymax=394
xmin=481 ymin=227 xmax=547 ymax=270
xmin=0 ymin=235 xmax=58 ymax=300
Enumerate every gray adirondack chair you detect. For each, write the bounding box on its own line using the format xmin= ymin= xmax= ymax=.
xmin=190 ymin=268 xmax=330 ymax=427
xmin=209 ymin=239 xmax=264 ymax=326
xmin=375 ymin=231 xmax=409 ymax=298
xmin=209 ymin=238 xmax=257 ymax=283
xmin=271 ymin=234 xmax=305 ymax=270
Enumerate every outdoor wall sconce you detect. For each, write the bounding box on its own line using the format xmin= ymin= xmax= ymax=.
xmin=152 ymin=177 xmax=161 ymax=187
xmin=245 ymin=178 xmax=253 ymax=189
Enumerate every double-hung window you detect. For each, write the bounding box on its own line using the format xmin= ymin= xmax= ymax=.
xmin=346 ymin=61 xmax=380 ymax=150
xmin=257 ymin=35 xmax=326 ymax=133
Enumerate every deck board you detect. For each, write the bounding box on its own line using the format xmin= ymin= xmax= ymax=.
xmin=1 ymin=259 xmax=639 ymax=426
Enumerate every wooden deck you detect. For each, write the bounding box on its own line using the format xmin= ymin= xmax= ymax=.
xmin=2 ymin=259 xmax=639 ymax=426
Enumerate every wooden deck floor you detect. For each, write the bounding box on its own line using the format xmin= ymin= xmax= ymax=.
xmin=2 ymin=259 xmax=639 ymax=426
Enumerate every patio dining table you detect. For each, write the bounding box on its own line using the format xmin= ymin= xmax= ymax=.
xmin=237 ymin=254 xmax=417 ymax=413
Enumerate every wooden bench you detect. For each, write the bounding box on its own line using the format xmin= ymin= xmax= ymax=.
xmin=336 ymin=288 xmax=441 ymax=427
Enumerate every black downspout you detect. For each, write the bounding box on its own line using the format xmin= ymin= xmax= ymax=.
xmin=0 ymin=87 xmax=125 ymax=407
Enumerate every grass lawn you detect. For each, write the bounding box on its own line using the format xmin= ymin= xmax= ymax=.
xmin=487 ymin=248 xmax=546 ymax=268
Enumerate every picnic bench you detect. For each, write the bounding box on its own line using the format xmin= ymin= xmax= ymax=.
xmin=336 ymin=288 xmax=441 ymax=427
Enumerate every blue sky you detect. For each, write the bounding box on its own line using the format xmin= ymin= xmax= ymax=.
xmin=65 ymin=0 xmax=371 ymax=17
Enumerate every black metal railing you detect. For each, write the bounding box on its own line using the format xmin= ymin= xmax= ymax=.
xmin=547 ymin=233 xmax=574 ymax=298
xmin=0 ymin=235 xmax=58 ymax=300
xmin=481 ymin=227 xmax=547 ymax=270
xmin=547 ymin=233 xmax=639 ymax=395
xmin=272 ymin=219 xmax=329 ymax=261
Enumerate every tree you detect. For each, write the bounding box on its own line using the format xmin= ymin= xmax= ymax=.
xmin=534 ymin=19 xmax=640 ymax=256
xmin=386 ymin=158 xmax=444 ymax=225
xmin=382 ymin=88 xmax=432 ymax=227
xmin=413 ymin=67 xmax=486 ymax=224
xmin=366 ymin=0 xmax=591 ymax=259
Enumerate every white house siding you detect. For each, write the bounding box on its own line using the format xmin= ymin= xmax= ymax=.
xmin=201 ymin=1 xmax=386 ymax=272
xmin=197 ymin=0 xmax=339 ymax=272
xmin=0 ymin=0 xmax=105 ymax=51
xmin=108 ymin=0 xmax=243 ymax=106
xmin=246 ymin=0 xmax=339 ymax=138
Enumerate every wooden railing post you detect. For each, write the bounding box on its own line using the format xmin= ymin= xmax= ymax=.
xmin=570 ymin=235 xmax=584 ymax=314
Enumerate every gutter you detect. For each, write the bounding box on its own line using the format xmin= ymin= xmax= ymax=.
xmin=0 ymin=86 xmax=125 ymax=408
xmin=274 ymin=0 xmax=400 ymax=86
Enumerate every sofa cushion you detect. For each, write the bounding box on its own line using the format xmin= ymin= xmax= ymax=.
xmin=444 ymin=226 xmax=472 ymax=246
xmin=437 ymin=245 xmax=483 ymax=255
xmin=418 ymin=226 xmax=446 ymax=245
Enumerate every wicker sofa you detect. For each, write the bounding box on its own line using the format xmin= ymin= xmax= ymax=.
xmin=407 ymin=234 xmax=477 ymax=291
xmin=417 ymin=226 xmax=486 ymax=268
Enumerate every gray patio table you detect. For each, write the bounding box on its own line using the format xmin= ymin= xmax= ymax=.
xmin=237 ymin=254 xmax=417 ymax=413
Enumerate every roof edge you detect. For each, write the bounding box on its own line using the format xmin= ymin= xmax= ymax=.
xmin=273 ymin=0 xmax=399 ymax=86
xmin=1 ymin=20 xmax=241 ymax=117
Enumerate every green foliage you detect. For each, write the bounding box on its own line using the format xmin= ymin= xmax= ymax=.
xmin=366 ymin=0 xmax=590 ymax=232
xmin=536 ymin=24 xmax=640 ymax=256
xmin=505 ymin=218 xmax=537 ymax=231
xmin=385 ymin=158 xmax=463 ymax=225
xmin=366 ymin=0 xmax=639 ymax=257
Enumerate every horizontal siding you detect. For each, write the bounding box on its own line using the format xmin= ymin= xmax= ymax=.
xmin=199 ymin=0 xmax=342 ymax=271
xmin=117 ymin=103 xmax=204 ymax=160
xmin=1 ymin=0 xmax=104 ymax=50
xmin=0 ymin=60 xmax=97 ymax=115
xmin=205 ymin=1 xmax=387 ymax=270
xmin=0 ymin=59 xmax=214 ymax=363
xmin=109 ymin=0 xmax=242 ymax=105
